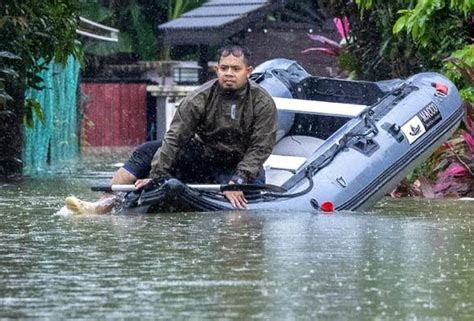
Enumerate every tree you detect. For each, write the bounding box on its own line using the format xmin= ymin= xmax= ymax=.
xmin=79 ymin=0 xmax=164 ymax=60
xmin=324 ymin=0 xmax=472 ymax=85
xmin=0 ymin=0 xmax=81 ymax=179
xmin=78 ymin=0 xmax=205 ymax=61
xmin=391 ymin=0 xmax=472 ymax=104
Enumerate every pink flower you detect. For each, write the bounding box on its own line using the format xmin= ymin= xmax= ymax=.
xmin=333 ymin=16 xmax=350 ymax=40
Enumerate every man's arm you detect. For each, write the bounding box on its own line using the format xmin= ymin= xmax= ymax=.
xmin=224 ymin=97 xmax=276 ymax=209
xmin=233 ymin=97 xmax=278 ymax=182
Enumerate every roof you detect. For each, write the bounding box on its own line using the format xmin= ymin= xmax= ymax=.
xmin=159 ymin=0 xmax=283 ymax=45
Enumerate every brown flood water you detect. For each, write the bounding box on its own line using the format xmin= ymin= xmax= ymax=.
xmin=0 ymin=159 xmax=473 ymax=319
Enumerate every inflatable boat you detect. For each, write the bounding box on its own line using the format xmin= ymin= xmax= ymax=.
xmin=111 ymin=59 xmax=464 ymax=213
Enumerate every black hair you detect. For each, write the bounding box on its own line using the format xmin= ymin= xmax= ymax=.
xmin=217 ymin=44 xmax=252 ymax=66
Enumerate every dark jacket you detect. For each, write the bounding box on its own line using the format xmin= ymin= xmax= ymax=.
xmin=150 ymin=79 xmax=277 ymax=182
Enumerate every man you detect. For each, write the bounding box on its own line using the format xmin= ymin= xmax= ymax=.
xmin=66 ymin=44 xmax=277 ymax=213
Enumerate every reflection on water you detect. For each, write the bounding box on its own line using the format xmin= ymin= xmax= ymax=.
xmin=1 ymin=173 xmax=473 ymax=319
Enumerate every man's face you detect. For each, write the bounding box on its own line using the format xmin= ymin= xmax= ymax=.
xmin=215 ymin=54 xmax=253 ymax=91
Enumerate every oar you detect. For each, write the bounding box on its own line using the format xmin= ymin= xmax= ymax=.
xmin=90 ymin=185 xmax=136 ymax=192
xmin=220 ymin=183 xmax=286 ymax=193
xmin=91 ymin=183 xmax=286 ymax=193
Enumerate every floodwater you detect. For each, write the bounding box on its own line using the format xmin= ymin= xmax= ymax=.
xmin=1 ymin=161 xmax=473 ymax=320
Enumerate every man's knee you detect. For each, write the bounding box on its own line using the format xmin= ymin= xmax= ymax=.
xmin=112 ymin=167 xmax=137 ymax=185
xmin=135 ymin=140 xmax=162 ymax=158
xmin=123 ymin=140 xmax=162 ymax=179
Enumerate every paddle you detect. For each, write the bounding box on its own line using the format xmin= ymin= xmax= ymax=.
xmin=220 ymin=183 xmax=286 ymax=193
xmin=91 ymin=183 xmax=286 ymax=193
xmin=91 ymin=185 xmax=136 ymax=192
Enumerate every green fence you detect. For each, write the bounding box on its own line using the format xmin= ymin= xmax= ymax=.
xmin=23 ymin=56 xmax=81 ymax=176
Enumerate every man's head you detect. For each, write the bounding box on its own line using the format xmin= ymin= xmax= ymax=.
xmin=215 ymin=45 xmax=253 ymax=91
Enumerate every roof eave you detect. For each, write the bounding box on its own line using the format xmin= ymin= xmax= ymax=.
xmin=159 ymin=1 xmax=282 ymax=45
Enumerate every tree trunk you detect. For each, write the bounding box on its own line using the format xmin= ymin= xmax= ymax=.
xmin=0 ymin=79 xmax=24 ymax=180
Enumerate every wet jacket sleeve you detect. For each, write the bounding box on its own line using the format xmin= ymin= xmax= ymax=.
xmin=234 ymin=98 xmax=277 ymax=181
xmin=149 ymin=97 xmax=202 ymax=178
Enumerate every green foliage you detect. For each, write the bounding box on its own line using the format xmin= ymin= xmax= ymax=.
xmin=77 ymin=1 xmax=113 ymax=22
xmin=354 ymin=0 xmax=374 ymax=15
xmin=0 ymin=51 xmax=21 ymax=107
xmin=130 ymin=1 xmax=158 ymax=60
xmin=391 ymin=0 xmax=473 ymax=106
xmin=78 ymin=0 xmax=205 ymax=60
xmin=392 ymin=0 xmax=470 ymax=51
xmin=0 ymin=0 xmax=81 ymax=125
xmin=24 ymin=98 xmax=44 ymax=127
xmin=443 ymin=45 xmax=474 ymax=104
xmin=77 ymin=1 xmax=124 ymax=56
xmin=168 ymin=0 xmax=204 ymax=20
xmin=169 ymin=0 xmax=186 ymax=20
xmin=79 ymin=0 xmax=157 ymax=59
xmin=326 ymin=0 xmax=472 ymax=82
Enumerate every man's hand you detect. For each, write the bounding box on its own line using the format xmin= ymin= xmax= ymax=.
xmin=135 ymin=175 xmax=170 ymax=191
xmin=223 ymin=181 xmax=248 ymax=209
xmin=135 ymin=178 xmax=152 ymax=190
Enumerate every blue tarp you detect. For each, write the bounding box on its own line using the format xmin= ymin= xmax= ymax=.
xmin=23 ymin=56 xmax=81 ymax=176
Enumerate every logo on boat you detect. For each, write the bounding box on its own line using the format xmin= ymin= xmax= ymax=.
xmin=418 ymin=102 xmax=441 ymax=130
xmin=401 ymin=102 xmax=442 ymax=144
xmin=409 ymin=124 xmax=421 ymax=136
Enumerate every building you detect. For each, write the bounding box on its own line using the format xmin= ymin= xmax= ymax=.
xmin=159 ymin=0 xmax=341 ymax=81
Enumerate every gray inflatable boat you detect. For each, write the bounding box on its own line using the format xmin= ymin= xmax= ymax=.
xmin=118 ymin=59 xmax=464 ymax=213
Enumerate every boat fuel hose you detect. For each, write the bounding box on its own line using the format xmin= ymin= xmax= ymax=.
xmin=260 ymin=167 xmax=315 ymax=200
xmin=194 ymin=175 xmax=314 ymax=201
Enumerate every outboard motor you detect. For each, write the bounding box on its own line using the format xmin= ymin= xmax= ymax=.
xmin=251 ymin=59 xmax=310 ymax=141
xmin=250 ymin=58 xmax=309 ymax=98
